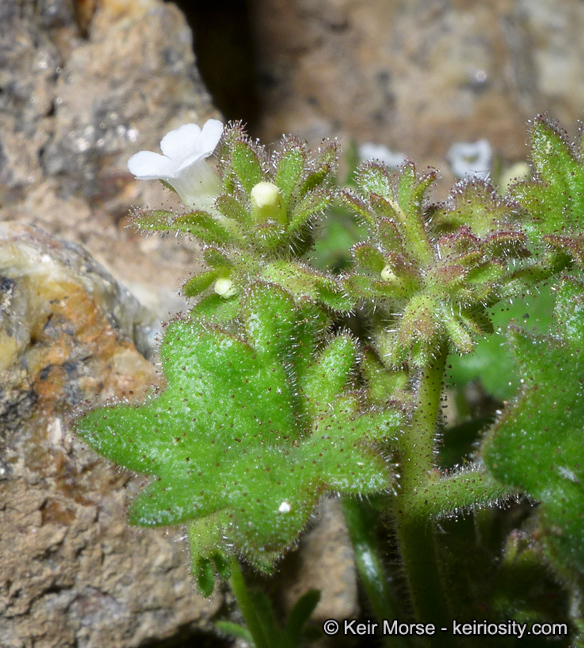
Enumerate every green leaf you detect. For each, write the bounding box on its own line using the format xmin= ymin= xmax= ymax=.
xmin=172 ymin=212 xmax=236 ymax=244
xmin=213 ymin=552 xmax=232 ymax=580
xmin=262 ymin=260 xmax=352 ymax=311
xmin=313 ymin=138 xmax=338 ymax=171
xmin=195 ymin=557 xmax=215 ymax=598
xmin=296 ymin=140 xmax=337 ymax=197
xmin=530 ymin=116 xmax=581 ymax=187
xmin=448 ymin=283 xmax=555 ymax=399
xmin=397 ymin=161 xmax=436 ymax=225
xmin=215 ymin=621 xmax=254 ymax=644
xmin=353 ymin=243 xmax=386 ymax=274
xmin=132 ymin=209 xmax=238 ymax=245
xmin=284 ymin=589 xmax=321 ymax=644
xmin=511 ymin=116 xmax=584 ymax=239
xmin=182 ymin=270 xmax=221 ymax=297
xmin=249 ymin=589 xmax=282 ymax=647
xmin=433 ymin=179 xmax=519 ymax=238
xmin=288 ymin=190 xmax=331 ymax=234
xmin=357 ymin=162 xmax=393 ymax=200
xmin=74 ymin=283 xmax=401 ymax=577
xmin=482 ymin=276 xmax=584 ymax=575
xmin=232 ymin=141 xmax=263 ymax=194
xmin=302 ymin=335 xmax=356 ymax=417
xmin=276 ymin=144 xmax=306 ymax=205
xmin=188 ymin=293 xmax=241 ymax=323
xmin=240 ymin=280 xmax=297 ymax=358
xmin=338 ymin=189 xmax=375 ymax=224
xmin=361 ymin=349 xmax=409 ymax=405
xmin=315 ymin=279 xmax=353 ymax=312
xmin=299 ymin=166 xmax=331 ymax=196
xmin=203 ymin=246 xmax=233 ymax=269
xmin=215 ymin=194 xmax=252 ymax=227
xmin=132 ymin=209 xmax=175 ymax=231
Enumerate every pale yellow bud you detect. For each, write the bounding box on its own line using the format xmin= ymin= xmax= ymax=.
xmin=250 ymin=182 xmax=286 ymax=225
xmin=214 ymin=278 xmax=237 ymax=298
xmin=381 ymin=265 xmax=396 ymax=282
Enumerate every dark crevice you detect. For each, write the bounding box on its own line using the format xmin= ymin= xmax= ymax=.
xmin=170 ymin=0 xmax=261 ymax=131
xmin=138 ymin=625 xmax=233 ymax=648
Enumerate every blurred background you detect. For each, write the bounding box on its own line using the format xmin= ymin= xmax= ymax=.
xmin=2 ymin=0 xmax=584 ymax=298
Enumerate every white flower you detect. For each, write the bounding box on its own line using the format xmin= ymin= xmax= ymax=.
xmin=358 ymin=142 xmax=407 ymax=169
xmin=380 ymin=265 xmax=396 ymax=282
xmin=127 ymin=119 xmax=224 ymax=210
xmin=251 ymin=182 xmax=281 ymax=208
xmin=446 ymin=139 xmax=492 ymax=180
xmin=250 ymin=181 xmax=286 ymax=225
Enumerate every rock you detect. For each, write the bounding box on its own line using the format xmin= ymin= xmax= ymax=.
xmin=249 ymin=0 xmax=584 ymax=193
xmin=0 ymin=0 xmax=219 ymax=318
xmin=0 ymin=223 xmax=221 ymax=648
xmin=270 ymin=498 xmax=359 ymax=633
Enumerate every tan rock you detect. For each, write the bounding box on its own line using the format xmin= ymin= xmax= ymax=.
xmin=250 ymin=0 xmax=584 ymax=194
xmin=0 ymin=223 xmax=221 ymax=648
xmin=0 ymin=0 xmax=218 ymax=317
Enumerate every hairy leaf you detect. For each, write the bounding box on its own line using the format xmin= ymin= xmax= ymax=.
xmin=74 ymin=283 xmax=401 ymax=578
xmin=511 ymin=116 xmax=584 ymax=264
xmin=483 ymin=276 xmax=584 ymax=574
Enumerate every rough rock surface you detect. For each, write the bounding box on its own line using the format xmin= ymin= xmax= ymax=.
xmin=0 ymin=2 xmax=227 ymax=644
xmin=250 ymin=0 xmax=584 ymax=192
xmin=0 ymin=0 xmax=218 ymax=316
xmin=0 ymin=223 xmax=221 ymax=648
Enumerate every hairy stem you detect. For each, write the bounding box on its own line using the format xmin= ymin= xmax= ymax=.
xmin=394 ymin=345 xmax=452 ymax=633
xmin=402 ymin=467 xmax=518 ymax=520
xmin=400 ymin=349 xmax=447 ymax=490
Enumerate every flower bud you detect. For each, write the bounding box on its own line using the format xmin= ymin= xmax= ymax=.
xmin=250 ymin=182 xmax=286 ymax=226
xmin=214 ymin=278 xmax=237 ymax=298
xmin=381 ymin=265 xmax=397 ymax=282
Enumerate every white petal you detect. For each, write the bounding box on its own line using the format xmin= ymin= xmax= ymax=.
xmin=446 ymin=139 xmax=492 ymax=179
xmin=160 ymin=123 xmax=202 ymax=163
xmin=175 ymin=120 xmax=224 ymax=172
xmin=176 ymin=151 xmax=209 ymax=174
xmin=199 ymin=119 xmax=224 ymax=154
xmin=127 ymin=151 xmax=178 ymax=179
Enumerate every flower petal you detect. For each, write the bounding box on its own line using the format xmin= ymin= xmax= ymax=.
xmin=176 ymin=151 xmax=208 ymax=174
xmin=128 ymin=151 xmax=178 ymax=180
xmin=175 ymin=120 xmax=224 ymax=173
xmin=170 ymin=159 xmax=222 ymax=209
xmin=160 ymin=123 xmax=202 ymax=163
xmin=199 ymin=119 xmax=224 ymax=154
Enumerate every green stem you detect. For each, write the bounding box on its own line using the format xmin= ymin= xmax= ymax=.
xmin=394 ymin=345 xmax=451 ymax=633
xmin=401 ymin=468 xmax=518 ymax=520
xmin=400 ymin=349 xmax=446 ymax=489
xmin=342 ymin=497 xmax=410 ymax=648
xmin=228 ymin=557 xmax=271 ymax=648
